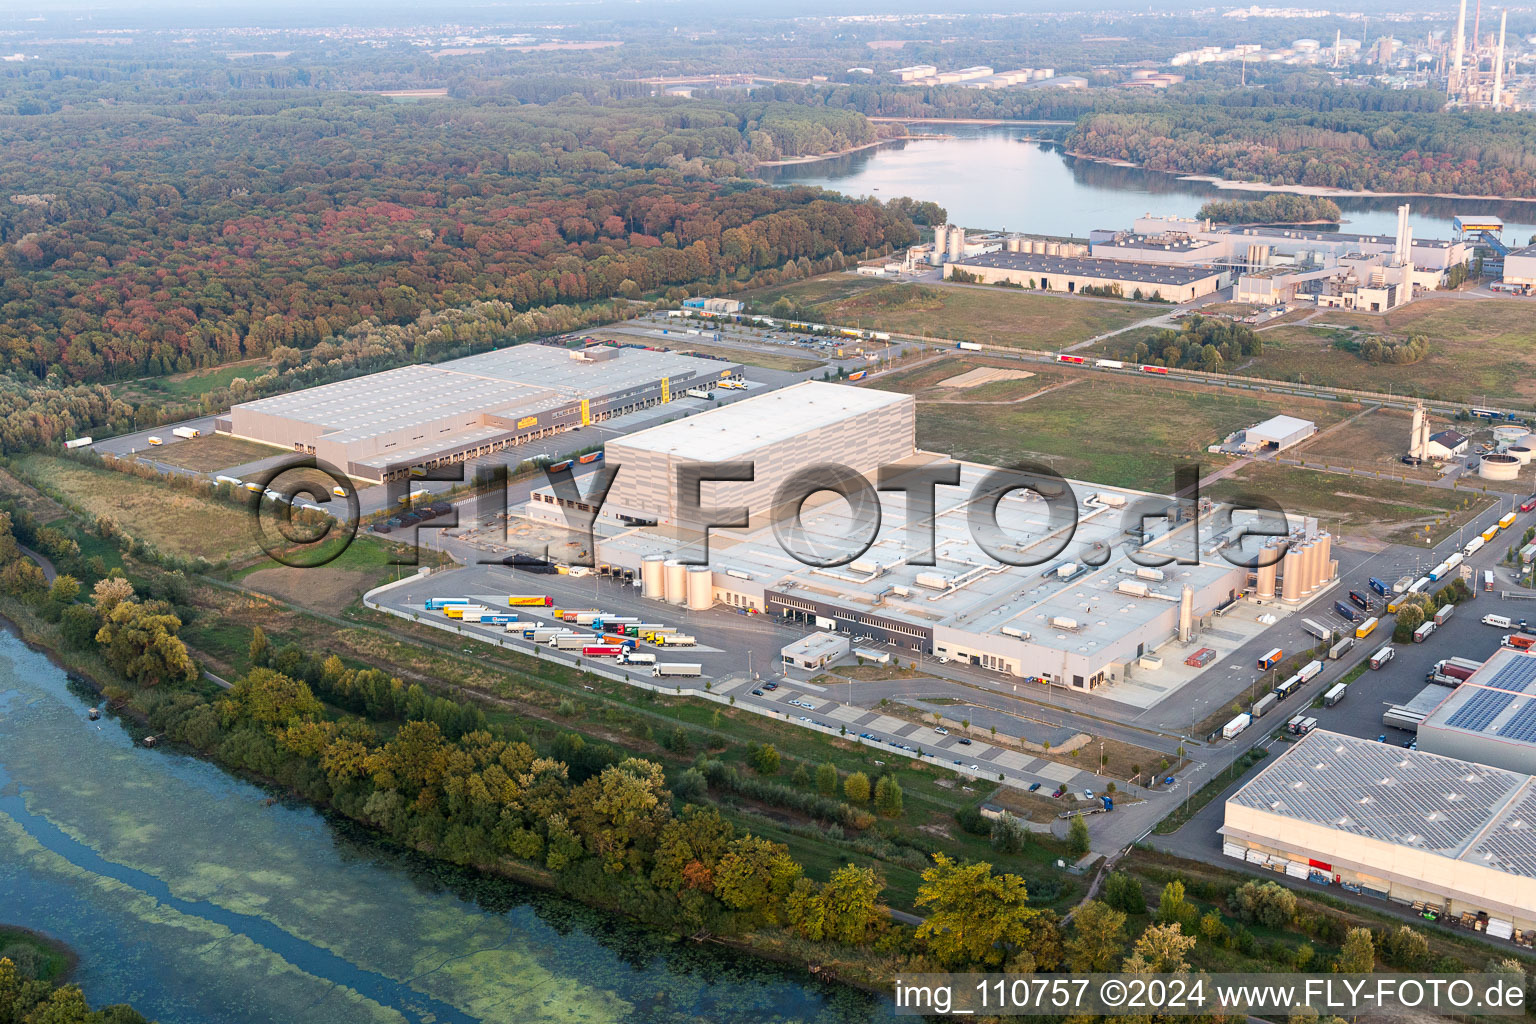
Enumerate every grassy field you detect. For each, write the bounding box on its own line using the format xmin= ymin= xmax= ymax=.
xmin=13 ymin=455 xmax=258 ymax=563
xmin=869 ymin=354 xmax=1071 ymax=396
xmin=739 ymin=275 xmax=1152 ymax=349
xmin=1199 ymin=299 xmax=1536 ymax=407
xmin=1298 ymin=408 xmax=1444 ymax=480
xmin=1206 ymin=462 xmax=1488 ymax=545
xmin=141 ymin=433 xmax=280 ymax=473
xmin=914 ymin=377 xmax=1350 ymax=492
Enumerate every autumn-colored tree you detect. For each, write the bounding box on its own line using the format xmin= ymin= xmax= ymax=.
xmin=1065 ymin=900 xmax=1127 ymax=972
xmin=93 ymin=599 xmax=197 ymax=687
xmin=843 ymin=771 xmax=871 ymax=804
xmin=915 ymin=854 xmax=1045 ymax=969
xmin=713 ymin=835 xmax=803 ymax=924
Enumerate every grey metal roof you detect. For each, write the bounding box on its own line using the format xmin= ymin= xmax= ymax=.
xmin=1228 ymin=730 xmax=1536 ymax=876
xmin=952 ymin=251 xmax=1224 ymax=286
xmin=230 ymin=344 xmax=729 ymax=443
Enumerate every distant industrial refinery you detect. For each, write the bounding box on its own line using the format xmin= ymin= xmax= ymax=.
xmin=913 ymin=205 xmax=1508 ymax=309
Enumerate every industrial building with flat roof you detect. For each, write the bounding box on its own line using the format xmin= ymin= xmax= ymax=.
xmin=220 ymin=343 xmax=738 ymax=482
xmin=595 ymin=381 xmax=916 ymax=527
xmin=1222 ymin=730 xmax=1536 ymax=942
xmin=527 ymin=383 xmax=1332 ymax=692
xmin=1244 ymin=415 xmax=1317 ymax=452
xmin=943 ymin=251 xmax=1231 ymax=302
xmin=1418 ymin=647 xmax=1536 ymax=776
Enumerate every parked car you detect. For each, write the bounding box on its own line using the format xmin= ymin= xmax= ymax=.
xmin=763 ymin=682 xmax=778 ymax=690
xmin=1028 ymin=782 xmax=1041 ymax=792
xmin=1083 ymin=789 xmax=1095 ymax=800
xmin=957 ymin=738 xmax=973 ymax=746
xmin=750 ymin=688 xmax=764 ymax=696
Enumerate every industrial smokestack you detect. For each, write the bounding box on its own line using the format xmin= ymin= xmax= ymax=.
xmin=1451 ymin=0 xmax=1468 ymax=94
xmin=1493 ymin=8 xmax=1508 ymax=107
xmin=1334 ymin=29 xmax=1342 ymax=67
xmin=1178 ymin=585 xmax=1194 ymax=643
xmin=1394 ymin=204 xmax=1413 ymax=266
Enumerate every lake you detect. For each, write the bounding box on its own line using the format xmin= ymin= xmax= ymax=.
xmin=0 ymin=629 xmax=887 ymax=1024
xmin=763 ymin=127 xmax=1536 ymax=245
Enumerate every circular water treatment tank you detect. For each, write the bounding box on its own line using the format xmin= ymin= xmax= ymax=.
xmin=1493 ymin=425 xmax=1527 ymax=443
xmin=1481 ymin=453 xmax=1521 ymax=481
xmin=1511 ymin=446 xmax=1534 ymax=466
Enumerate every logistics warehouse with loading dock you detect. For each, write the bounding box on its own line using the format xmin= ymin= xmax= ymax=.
xmin=528 ymin=381 xmax=1338 ymax=694
xmin=1221 ymin=729 xmax=1536 ymax=944
xmin=218 ymin=343 xmax=739 ymax=482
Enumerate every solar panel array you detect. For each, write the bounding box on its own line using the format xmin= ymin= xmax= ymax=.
xmin=1471 ymin=786 xmax=1536 ymax=878
xmin=1496 ymin=695 xmax=1536 ymax=744
xmin=1228 ymin=731 xmax=1532 ymax=868
xmin=1447 ymin=688 xmax=1518 ymax=733
xmin=1483 ymin=655 xmax=1536 ymax=695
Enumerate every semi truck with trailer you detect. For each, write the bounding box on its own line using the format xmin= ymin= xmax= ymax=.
xmin=1335 ymin=601 xmax=1361 ymax=622
xmin=1301 ymin=619 xmax=1335 ymax=643
xmin=1222 ymin=713 xmax=1252 ymax=739
xmin=172 ymin=426 xmax=200 ymax=439
xmin=1370 ymin=645 xmax=1395 ymax=669
xmin=1414 ymin=621 xmax=1436 ymax=643
xmin=617 ymin=651 xmax=656 ymax=666
xmin=63 ymin=436 xmax=92 ymax=449
xmin=1258 ymin=648 xmax=1284 ymax=671
xmin=1368 ymin=577 xmax=1388 ymax=596
xmin=1434 ymin=604 xmax=1455 ymax=626
xmin=652 ymin=663 xmax=703 ymax=678
xmin=1324 ymin=683 xmax=1348 ymax=706
xmin=508 ymin=595 xmax=553 ymax=607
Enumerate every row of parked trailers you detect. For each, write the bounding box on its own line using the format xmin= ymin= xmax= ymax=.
xmin=1056 ymin=354 xmax=1170 ymax=374
xmin=424 ymin=597 xmax=702 ymax=676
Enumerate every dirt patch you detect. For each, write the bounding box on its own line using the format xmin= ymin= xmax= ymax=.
xmin=242 ymin=566 xmax=376 ymax=610
xmin=937 ymin=367 xmax=1035 ymax=389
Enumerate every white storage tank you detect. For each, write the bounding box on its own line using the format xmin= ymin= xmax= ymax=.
xmin=1510 ymin=446 xmax=1533 ymax=466
xmin=1481 ymin=453 xmax=1521 ymax=481
xmin=641 ymin=555 xmax=667 ymax=600
xmin=664 ymin=559 xmax=688 ymax=605
xmin=685 ymin=566 xmax=713 ymax=611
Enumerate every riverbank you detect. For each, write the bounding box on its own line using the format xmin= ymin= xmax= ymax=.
xmin=1066 ymin=148 xmax=1536 ymax=204
xmin=0 ymin=924 xmax=79 ymax=983
xmin=753 ymin=135 xmax=926 ymax=168
xmin=0 ymin=608 xmax=902 ymax=1005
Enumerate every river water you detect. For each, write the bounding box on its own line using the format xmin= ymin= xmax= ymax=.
xmin=0 ymin=629 xmax=886 ymax=1024
xmin=763 ymin=127 xmax=1536 ymax=245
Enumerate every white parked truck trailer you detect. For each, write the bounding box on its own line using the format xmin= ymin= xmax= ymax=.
xmin=652 ymin=663 xmax=703 ymax=678
xmin=172 ymin=426 xmax=200 ymax=440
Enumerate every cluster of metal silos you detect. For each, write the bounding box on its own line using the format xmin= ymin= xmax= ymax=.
xmin=1274 ymin=532 xmax=1333 ymax=602
xmin=1255 ymin=540 xmax=1282 ymax=599
xmin=640 ymin=555 xmax=713 ymax=608
xmin=946 ymin=225 xmax=965 ymax=261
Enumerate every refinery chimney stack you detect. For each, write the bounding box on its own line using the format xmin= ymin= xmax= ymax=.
xmin=1493 ymin=9 xmax=1508 ymax=107
xmin=1451 ymin=0 xmax=1468 ymax=95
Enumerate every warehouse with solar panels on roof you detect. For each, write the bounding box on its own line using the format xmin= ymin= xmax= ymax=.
xmin=218 ymin=343 xmax=738 ymax=482
xmin=1417 ymin=647 xmax=1536 ymax=776
xmin=1222 ymin=729 xmax=1536 ymax=943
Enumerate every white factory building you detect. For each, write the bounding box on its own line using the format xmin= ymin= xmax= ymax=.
xmin=1223 ymin=730 xmax=1536 ymax=944
xmin=1503 ymin=244 xmax=1536 ymax=293
xmin=529 ymin=382 xmax=1337 ymax=692
xmin=1243 ymin=415 xmax=1317 ymax=452
xmin=1085 ymin=208 xmax=1470 ymax=311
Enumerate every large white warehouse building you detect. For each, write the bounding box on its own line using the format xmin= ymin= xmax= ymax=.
xmin=1222 ymin=730 xmax=1536 ymax=943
